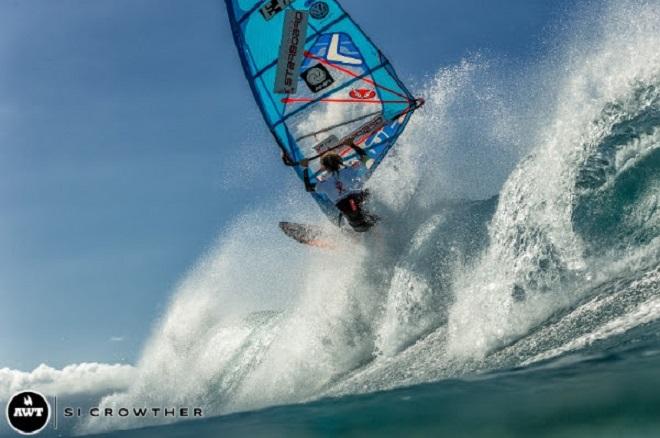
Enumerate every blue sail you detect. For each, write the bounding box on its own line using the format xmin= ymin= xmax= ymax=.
xmin=225 ymin=0 xmax=422 ymax=222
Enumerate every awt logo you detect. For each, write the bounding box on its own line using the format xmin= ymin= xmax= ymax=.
xmin=5 ymin=391 xmax=51 ymax=435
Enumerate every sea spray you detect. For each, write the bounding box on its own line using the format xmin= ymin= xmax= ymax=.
xmin=445 ymin=0 xmax=660 ymax=359
xmin=82 ymin=1 xmax=660 ymax=433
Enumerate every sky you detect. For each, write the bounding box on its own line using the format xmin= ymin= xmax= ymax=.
xmin=0 ymin=0 xmax=578 ymax=370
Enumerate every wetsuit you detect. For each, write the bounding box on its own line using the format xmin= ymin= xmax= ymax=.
xmin=303 ymin=153 xmax=378 ymax=232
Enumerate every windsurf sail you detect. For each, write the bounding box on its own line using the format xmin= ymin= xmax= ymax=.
xmin=225 ymin=0 xmax=423 ymax=222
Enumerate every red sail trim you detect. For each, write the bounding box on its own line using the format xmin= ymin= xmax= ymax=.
xmin=281 ymin=97 xmax=409 ymax=104
xmin=354 ymin=104 xmax=416 ymax=146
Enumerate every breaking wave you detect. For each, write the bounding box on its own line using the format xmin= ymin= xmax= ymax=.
xmin=81 ymin=1 xmax=659 ymax=434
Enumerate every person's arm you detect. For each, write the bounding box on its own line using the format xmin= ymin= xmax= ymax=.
xmin=300 ymin=159 xmax=316 ymax=192
xmin=281 ymin=151 xmax=295 ymax=167
xmin=347 ymin=141 xmax=369 ymax=164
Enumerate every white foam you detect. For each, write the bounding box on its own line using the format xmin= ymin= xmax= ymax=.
xmin=79 ymin=1 xmax=660 ymax=433
xmin=524 ymin=273 xmax=660 ymax=365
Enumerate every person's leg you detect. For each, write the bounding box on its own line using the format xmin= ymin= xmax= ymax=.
xmin=357 ymin=191 xmax=379 ymax=225
xmin=336 ymin=193 xmax=377 ymax=232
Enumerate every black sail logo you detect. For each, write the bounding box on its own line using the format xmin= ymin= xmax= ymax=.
xmin=302 ymin=63 xmax=334 ymax=93
xmin=5 ymin=391 xmax=51 ymax=435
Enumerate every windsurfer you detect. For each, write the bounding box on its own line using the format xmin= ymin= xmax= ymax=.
xmin=300 ymin=143 xmax=378 ymax=232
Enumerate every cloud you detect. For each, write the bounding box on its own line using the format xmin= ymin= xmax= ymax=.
xmin=109 ymin=336 xmax=125 ymax=342
xmin=0 ymin=363 xmax=136 ymax=402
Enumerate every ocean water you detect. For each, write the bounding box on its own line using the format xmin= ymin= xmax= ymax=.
xmin=87 ymin=315 xmax=660 ymax=438
xmin=9 ymin=1 xmax=658 ymax=437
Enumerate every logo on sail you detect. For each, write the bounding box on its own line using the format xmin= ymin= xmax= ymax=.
xmin=274 ymin=10 xmax=309 ymax=94
xmin=302 ymin=63 xmax=334 ymax=93
xmin=309 ymin=1 xmax=330 ymax=20
xmin=349 ymin=88 xmax=376 ymax=100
